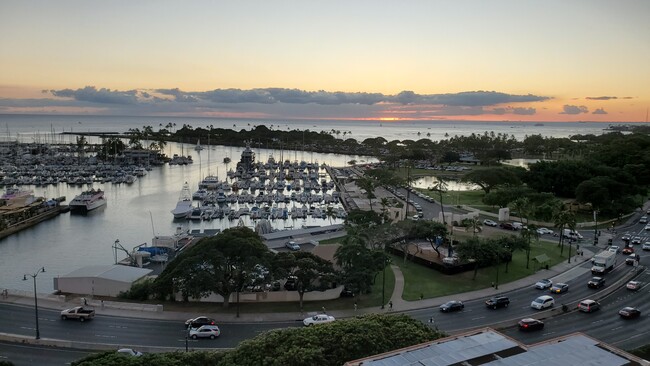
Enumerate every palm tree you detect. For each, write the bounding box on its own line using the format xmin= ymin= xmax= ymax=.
xmin=431 ymin=177 xmax=448 ymax=225
xmin=553 ymin=210 xmax=576 ymax=256
xmin=380 ymin=197 xmax=390 ymax=223
xmin=325 ymin=206 xmax=336 ymax=225
xmin=357 ymin=177 xmax=377 ymax=211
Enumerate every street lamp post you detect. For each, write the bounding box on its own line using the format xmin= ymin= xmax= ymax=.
xmin=23 ymin=266 xmax=45 ymax=340
xmin=381 ymin=260 xmax=386 ymax=309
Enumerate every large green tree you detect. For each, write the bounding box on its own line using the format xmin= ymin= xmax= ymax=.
xmin=462 ymin=167 xmax=523 ymax=194
xmin=152 ymin=227 xmax=270 ymax=308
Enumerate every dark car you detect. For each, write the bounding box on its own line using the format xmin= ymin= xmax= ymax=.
xmin=499 ymin=223 xmax=516 ymax=231
xmin=619 ymin=307 xmax=641 ymax=319
xmin=284 ymin=276 xmax=297 ymax=291
xmin=622 ymin=234 xmax=631 ymax=242
xmin=518 ymin=318 xmax=544 ymax=331
xmin=550 ymin=283 xmax=569 ymax=294
xmin=185 ymin=316 xmax=216 ymax=328
xmin=271 ymin=281 xmax=281 ymax=291
xmin=485 ymin=296 xmax=510 ymax=309
xmin=439 ymin=300 xmax=464 ymax=313
xmin=340 ymin=287 xmax=356 ymax=298
xmin=587 ymin=277 xmax=605 ymax=289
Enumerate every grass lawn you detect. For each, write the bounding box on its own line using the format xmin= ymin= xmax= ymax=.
xmin=319 ymin=236 xmax=345 ymax=245
xmin=393 ymin=239 xmax=568 ymax=301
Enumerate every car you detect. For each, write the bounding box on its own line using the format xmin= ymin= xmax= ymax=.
xmin=619 ymin=307 xmax=641 ymax=319
xmin=534 ymin=279 xmax=553 ymax=290
xmin=587 ymin=277 xmax=605 ymax=289
xmin=622 ymin=246 xmax=635 ymax=255
xmin=531 ymin=295 xmax=555 ymax=310
xmin=303 ymin=314 xmax=335 ymax=326
xmin=271 ymin=281 xmax=281 ymax=291
xmin=626 ymin=253 xmax=640 ymax=265
xmin=512 ymin=222 xmax=526 ymax=230
xmin=640 ymin=216 xmax=648 ymax=224
xmin=483 ymin=219 xmax=498 ymax=227
xmin=608 ymin=245 xmax=620 ymax=253
xmin=188 ymin=325 xmax=221 ymax=339
xmin=499 ymin=222 xmax=517 ymax=231
xmin=627 ymin=280 xmax=642 ymax=291
xmin=285 ymin=241 xmax=300 ymax=251
xmin=632 ymin=236 xmax=642 ymax=245
xmin=645 ymin=224 xmax=650 ymax=231
xmin=643 ymin=242 xmax=650 ymax=250
xmin=550 ymin=283 xmax=569 ymax=294
xmin=485 ymin=296 xmax=510 ymax=309
xmin=622 ymin=234 xmax=631 ymax=242
xmin=518 ymin=318 xmax=545 ymax=331
xmin=439 ymin=300 xmax=464 ymax=312
xmin=536 ymin=227 xmax=554 ymax=235
xmin=284 ymin=276 xmax=297 ymax=291
xmin=185 ymin=316 xmax=216 ymax=328
xmin=117 ymin=348 xmax=143 ymax=357
xmin=577 ymin=299 xmax=600 ymax=313
xmin=340 ymin=286 xmax=356 ymax=297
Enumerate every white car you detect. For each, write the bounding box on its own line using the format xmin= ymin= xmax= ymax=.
xmin=645 ymin=224 xmax=650 ymax=231
xmin=483 ymin=219 xmax=498 ymax=227
xmin=536 ymin=228 xmax=553 ymax=235
xmin=531 ymin=295 xmax=555 ymax=310
xmin=608 ymin=246 xmax=620 ymax=253
xmin=188 ymin=325 xmax=221 ymax=339
xmin=285 ymin=241 xmax=300 ymax=251
xmin=643 ymin=242 xmax=650 ymax=251
xmin=534 ymin=279 xmax=553 ymax=290
xmin=303 ymin=314 xmax=335 ymax=326
xmin=117 ymin=348 xmax=143 ymax=357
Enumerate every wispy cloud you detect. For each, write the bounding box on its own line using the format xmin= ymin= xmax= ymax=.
xmin=49 ymin=86 xmax=139 ymax=105
xmin=586 ymin=96 xmax=617 ymax=100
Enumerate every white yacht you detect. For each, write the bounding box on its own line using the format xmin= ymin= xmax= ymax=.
xmin=170 ymin=182 xmax=193 ymax=219
xmin=69 ymin=188 xmax=107 ymax=212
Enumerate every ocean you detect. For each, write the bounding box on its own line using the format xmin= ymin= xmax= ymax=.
xmin=0 ymin=114 xmax=618 ymax=144
xmin=0 ymin=114 xmax=621 ymax=293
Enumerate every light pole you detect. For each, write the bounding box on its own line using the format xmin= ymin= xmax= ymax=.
xmin=23 ymin=266 xmax=45 ymax=340
xmin=381 ymin=260 xmax=386 ymax=309
xmin=593 ymin=210 xmax=599 ymax=246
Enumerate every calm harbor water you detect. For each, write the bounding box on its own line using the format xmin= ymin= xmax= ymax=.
xmin=0 ymin=114 xmax=629 ymax=293
xmin=0 ymin=142 xmax=373 ymax=293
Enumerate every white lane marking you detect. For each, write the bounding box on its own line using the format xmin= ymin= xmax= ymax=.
xmin=94 ymin=334 xmax=116 ymax=338
xmin=108 ymin=325 xmax=128 ymax=329
xmin=592 ymin=319 xmax=604 ymax=324
xmin=543 ymin=332 xmax=555 ymax=336
xmin=611 ymin=326 xmax=623 ymax=331
xmin=471 ymin=316 xmax=485 ymax=320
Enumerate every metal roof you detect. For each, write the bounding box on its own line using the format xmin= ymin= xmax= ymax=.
xmin=261 ymin=224 xmax=344 ymax=240
xmin=364 ymin=331 xmax=520 ymax=366
xmin=484 ymin=335 xmax=630 ymax=366
xmin=354 ymin=331 xmax=639 ymax=366
xmin=60 ymin=265 xmax=152 ymax=283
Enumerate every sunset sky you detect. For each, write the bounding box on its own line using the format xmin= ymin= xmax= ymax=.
xmin=1 ymin=0 xmax=649 ymax=122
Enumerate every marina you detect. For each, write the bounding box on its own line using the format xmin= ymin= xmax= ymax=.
xmin=0 ymin=140 xmax=372 ymax=293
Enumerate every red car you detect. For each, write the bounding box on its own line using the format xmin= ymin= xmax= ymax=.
xmin=622 ymin=246 xmax=635 ymax=255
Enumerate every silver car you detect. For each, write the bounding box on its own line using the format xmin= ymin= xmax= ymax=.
xmin=188 ymin=325 xmax=221 ymax=339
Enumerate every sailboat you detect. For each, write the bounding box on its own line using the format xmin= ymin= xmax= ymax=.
xmin=194 ymin=138 xmax=204 ymax=151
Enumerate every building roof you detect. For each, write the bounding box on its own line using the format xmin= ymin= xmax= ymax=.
xmin=346 ymin=328 xmax=648 ymax=366
xmin=61 ymin=265 xmax=152 ymax=283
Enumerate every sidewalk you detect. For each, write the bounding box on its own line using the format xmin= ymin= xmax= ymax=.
xmin=0 ymin=247 xmax=597 ymax=324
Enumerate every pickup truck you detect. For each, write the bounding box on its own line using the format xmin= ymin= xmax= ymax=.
xmin=60 ymin=306 xmax=95 ymax=321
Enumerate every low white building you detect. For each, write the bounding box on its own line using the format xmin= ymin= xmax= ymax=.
xmin=54 ymin=265 xmax=153 ymax=297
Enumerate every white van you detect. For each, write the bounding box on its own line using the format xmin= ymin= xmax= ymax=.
xmin=562 ymin=229 xmax=583 ymax=240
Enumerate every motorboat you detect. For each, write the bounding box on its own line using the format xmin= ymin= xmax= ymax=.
xmin=69 ymin=188 xmax=107 ymax=212
xmin=170 ymin=182 xmax=193 ymax=219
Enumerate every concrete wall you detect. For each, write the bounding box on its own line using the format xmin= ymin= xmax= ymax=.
xmin=54 ymin=277 xmax=131 ymax=297
xmin=184 ymin=285 xmax=344 ymax=303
